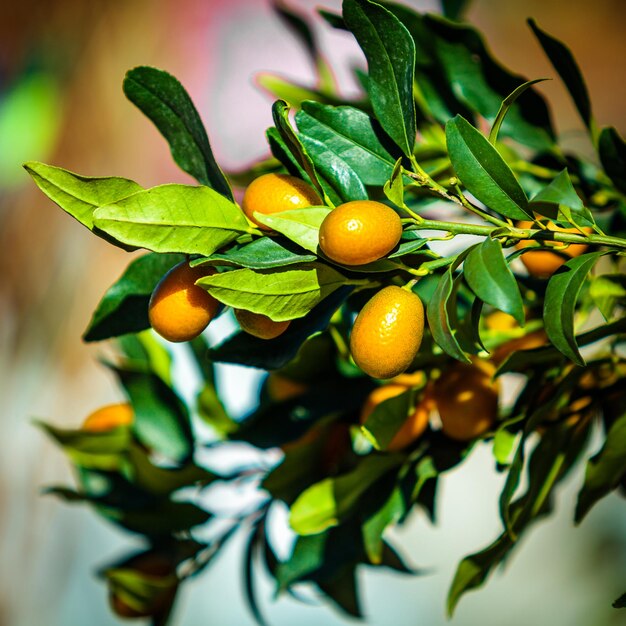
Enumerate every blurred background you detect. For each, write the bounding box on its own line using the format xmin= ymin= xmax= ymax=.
xmin=1 ymin=0 xmax=625 ymax=625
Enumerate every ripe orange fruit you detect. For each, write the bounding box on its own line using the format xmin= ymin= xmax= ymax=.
xmin=485 ymin=311 xmax=519 ymax=332
xmin=516 ymin=220 xmax=592 ymax=278
xmin=82 ymin=403 xmax=134 ymax=432
xmin=234 ymin=309 xmax=291 ymax=339
xmin=266 ymin=373 xmax=308 ymax=402
xmin=433 ymin=361 xmax=499 ymax=441
xmin=148 ymin=261 xmax=219 ymax=343
xmin=318 ymin=200 xmax=402 ymax=266
xmin=350 ymin=286 xmax=424 ymax=379
xmin=241 ymin=173 xmax=322 ymax=229
xmin=490 ymin=329 xmax=547 ymax=365
xmin=360 ymin=384 xmax=433 ymax=451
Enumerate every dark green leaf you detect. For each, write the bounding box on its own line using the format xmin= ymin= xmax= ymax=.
xmin=296 ymin=102 xmax=399 ymax=186
xmin=317 ymin=566 xmax=362 ymax=618
xmin=195 ymin=237 xmax=317 ymax=270
xmin=446 ymin=115 xmax=530 ymax=219
xmin=441 ymin=0 xmax=470 ymax=21
xmin=528 ymin=20 xmax=592 ymax=131
xmin=422 ymin=14 xmax=555 ymax=150
xmin=123 ymin=66 xmax=233 ymax=199
xmin=544 ymin=252 xmax=604 ymax=365
xmin=243 ymin=526 xmax=268 ymax=626
xmin=387 ymin=230 xmax=429 ymax=258
xmin=272 ymin=100 xmax=330 ymax=204
xmin=575 ymin=412 xmax=626 ymax=523
xmin=427 ymin=253 xmax=472 ymax=363
xmin=598 ymin=127 xmax=626 ymax=194
xmin=489 ymin=79 xmax=549 ymax=145
xmin=613 ymin=593 xmax=626 ymax=609
xmin=93 ymin=184 xmax=249 ymax=255
xmin=84 ymin=253 xmax=185 ymax=342
xmin=464 ymin=237 xmax=524 ymax=324
xmin=343 ymin=0 xmax=416 ymax=155
xmin=111 ymin=365 xmax=194 ymax=464
xmin=210 ymin=286 xmax=351 ymax=369
xmin=361 ymin=388 xmax=412 ymax=450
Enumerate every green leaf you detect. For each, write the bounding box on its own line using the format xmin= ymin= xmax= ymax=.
xmin=492 ymin=427 xmax=519 ymax=467
xmin=446 ymin=115 xmax=530 ymax=220
xmin=387 ymin=230 xmax=429 ymax=258
xmin=255 ymin=207 xmax=331 ymax=252
xmin=317 ymin=566 xmax=363 ymax=618
xmin=528 ymin=20 xmax=593 ymax=132
xmin=575 ymin=412 xmax=626 ymax=523
xmin=243 ymin=525 xmax=268 ymax=626
xmin=194 ymin=237 xmax=317 ymax=270
xmin=543 ymin=252 xmax=604 ymax=366
xmin=123 ymin=66 xmax=233 ymax=199
xmin=23 ymin=161 xmax=141 ymax=243
xmin=589 ymin=274 xmax=626 ymax=321
xmin=111 ymin=365 xmax=194 ymax=464
xmin=343 ymin=0 xmax=416 ymax=156
xmin=93 ymin=184 xmax=250 ymax=255
xmin=209 ymin=287 xmax=351 ymax=369
xmin=441 ymin=0 xmax=470 ymax=20
xmin=298 ymin=133 xmax=368 ymax=201
xmin=421 ymin=14 xmax=555 ymax=150
xmin=613 ymin=593 xmax=626 ymax=609
xmin=529 ymin=169 xmax=593 ymax=226
xmin=272 ymin=100 xmax=330 ymax=204
xmin=598 ymin=127 xmax=626 ymax=194
xmin=383 ymin=157 xmax=405 ymax=208
xmin=427 ymin=253 xmax=472 ymax=363
xmin=197 ymin=263 xmax=349 ymax=322
xmin=489 ymin=79 xmax=549 ymax=145
xmin=361 ymin=388 xmax=412 ymax=450
xmin=37 ymin=421 xmax=130 ymax=471
xmin=289 ymin=454 xmax=402 ymax=535
xmin=464 ymin=237 xmax=524 ymax=325
xmin=84 ymin=253 xmax=185 ymax=342
xmin=295 ymin=102 xmax=399 ymax=186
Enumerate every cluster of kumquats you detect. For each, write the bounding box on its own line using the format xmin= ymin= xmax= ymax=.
xmin=120 ymin=170 xmax=589 ymax=449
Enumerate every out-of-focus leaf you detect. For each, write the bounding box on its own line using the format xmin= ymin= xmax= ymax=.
xmin=446 ymin=115 xmax=530 ymax=220
xmin=543 ymin=252 xmax=604 ymax=366
xmin=84 ymin=253 xmax=185 ymax=342
xmin=343 ymin=0 xmax=416 ymax=156
xmin=317 ymin=566 xmax=362 ymax=618
xmin=527 ymin=20 xmax=593 ymax=132
xmin=589 ymin=274 xmax=626 ymax=321
xmin=598 ymin=127 xmax=626 ymax=194
xmin=575 ymin=412 xmax=626 ymax=523
xmin=123 ymin=66 xmax=233 ymax=199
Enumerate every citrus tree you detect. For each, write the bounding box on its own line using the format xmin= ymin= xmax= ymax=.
xmin=25 ymin=0 xmax=626 ymax=623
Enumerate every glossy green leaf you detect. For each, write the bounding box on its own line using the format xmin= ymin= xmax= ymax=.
xmin=255 ymin=207 xmax=331 ymax=252
xmin=464 ymin=237 xmax=524 ymax=324
xmin=298 ymin=133 xmax=368 ymax=201
xmin=544 ymin=252 xmax=604 ymax=365
xmin=289 ymin=454 xmax=402 ymax=535
xmin=575 ymin=412 xmax=626 ymax=523
xmin=209 ymin=287 xmax=351 ymax=369
xmin=387 ymin=230 xmax=429 ymax=258
xmin=93 ymin=184 xmax=250 ymax=255
xmin=598 ymin=127 xmax=626 ymax=194
xmin=383 ymin=157 xmax=405 ymax=207
xmin=23 ymin=161 xmax=141 ymax=245
xmin=343 ymin=0 xmax=416 ymax=156
xmin=489 ymin=79 xmax=549 ymax=145
xmin=528 ymin=20 xmax=593 ymax=131
xmin=427 ymin=254 xmax=472 ymax=363
xmin=84 ymin=253 xmax=185 ymax=342
xmin=197 ymin=263 xmax=349 ymax=322
xmin=272 ymin=100 xmax=330 ymax=204
xmin=295 ymin=102 xmax=399 ymax=186
xmin=123 ymin=66 xmax=233 ymax=199
xmin=446 ymin=116 xmax=530 ymax=220
xmin=111 ymin=365 xmax=194 ymax=464
xmin=194 ymin=237 xmax=316 ymax=270
xmin=529 ymin=169 xmax=593 ymax=226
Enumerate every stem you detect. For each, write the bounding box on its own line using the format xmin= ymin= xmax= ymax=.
xmin=452 ymin=180 xmax=510 ymax=228
xmin=411 ymin=218 xmax=626 ymax=251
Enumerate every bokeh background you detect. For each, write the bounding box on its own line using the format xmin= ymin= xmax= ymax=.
xmin=1 ymin=1 xmax=625 ymax=625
